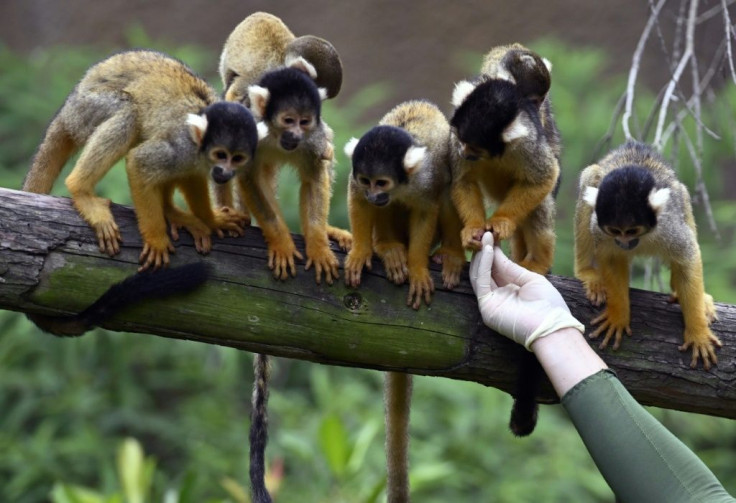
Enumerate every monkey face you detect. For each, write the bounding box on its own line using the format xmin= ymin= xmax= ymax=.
xmin=357 ymin=175 xmax=394 ymax=207
xmin=207 ymin=146 xmax=250 ymax=184
xmin=602 ymin=225 xmax=649 ymax=250
xmin=275 ymin=110 xmax=315 ymax=151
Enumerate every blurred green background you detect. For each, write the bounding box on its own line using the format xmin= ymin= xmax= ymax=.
xmin=0 ymin=29 xmax=735 ymax=503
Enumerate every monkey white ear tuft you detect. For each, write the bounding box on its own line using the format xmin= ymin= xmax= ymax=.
xmin=451 ymin=80 xmax=476 ymax=107
xmin=344 ymin=137 xmax=359 ymax=159
xmin=648 ymin=187 xmax=671 ymax=212
xmin=583 ymin=186 xmax=599 ymax=207
xmin=502 ymin=115 xmax=529 ymax=143
xmin=318 ymin=87 xmax=328 ymax=101
xmin=495 ymin=67 xmax=514 ymax=82
xmin=403 ymin=146 xmax=427 ymax=174
xmin=186 ymin=113 xmax=208 ymax=145
xmin=256 ymin=121 xmax=269 ymax=141
xmin=247 ymin=85 xmax=270 ymax=119
xmin=543 ymin=58 xmax=553 ymax=72
xmin=287 ymin=55 xmax=318 ymax=79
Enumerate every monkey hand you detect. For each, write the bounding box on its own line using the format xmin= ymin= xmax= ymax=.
xmin=577 ymin=268 xmax=607 ymax=306
xmin=486 ymin=215 xmax=516 ymax=241
xmin=212 ymin=207 xmax=248 ymax=238
xmin=344 ymin=248 xmax=372 ymax=287
xmin=326 ymin=225 xmax=353 ymax=251
xmin=93 ymin=219 xmax=123 ymax=256
xmin=166 ymin=209 xmax=213 ymax=255
xmin=669 ymin=291 xmax=719 ymax=324
xmin=680 ymin=326 xmax=722 ymax=370
xmin=432 ymin=249 xmax=464 ymax=289
xmin=139 ymin=236 xmax=176 ymax=272
xmin=267 ymin=236 xmax=303 ymax=280
xmin=407 ymin=267 xmax=435 ymax=310
xmin=590 ymin=308 xmax=632 ymax=350
xmin=469 ymin=232 xmax=584 ymax=350
xmin=374 ymin=242 xmax=408 ymax=284
xmin=305 ymin=240 xmax=340 ymax=285
xmin=461 ymin=225 xmax=485 ymax=250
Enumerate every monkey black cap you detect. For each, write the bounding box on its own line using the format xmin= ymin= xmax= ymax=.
xmin=596 ymin=165 xmax=658 ymax=230
xmin=352 ymin=126 xmax=414 ymax=184
xmin=258 ymin=67 xmax=322 ymax=122
xmin=201 ymin=102 xmax=259 ymax=157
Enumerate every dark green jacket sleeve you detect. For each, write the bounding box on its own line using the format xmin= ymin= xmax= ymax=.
xmin=561 ymin=370 xmax=734 ymax=503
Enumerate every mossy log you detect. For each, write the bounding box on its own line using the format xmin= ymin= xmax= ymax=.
xmin=0 ymin=187 xmax=734 ymax=419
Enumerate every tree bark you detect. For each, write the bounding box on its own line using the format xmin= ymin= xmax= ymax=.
xmin=0 ymin=188 xmax=734 ymax=418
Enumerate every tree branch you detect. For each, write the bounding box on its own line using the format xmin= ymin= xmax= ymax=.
xmin=0 ymin=188 xmax=734 ymax=418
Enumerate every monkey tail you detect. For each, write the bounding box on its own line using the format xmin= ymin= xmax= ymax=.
xmin=509 ymin=350 xmax=543 ymax=437
xmin=28 ymin=262 xmax=209 ymax=337
xmin=24 ymin=116 xmax=78 ymax=194
xmin=250 ymin=353 xmax=273 ymax=503
xmin=384 ymin=371 xmax=412 ymax=503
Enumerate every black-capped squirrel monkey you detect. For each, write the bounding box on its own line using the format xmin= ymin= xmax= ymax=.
xmin=449 ymin=43 xmax=560 ymax=274
xmin=344 ymin=100 xmax=464 ymax=503
xmin=23 ymin=50 xmax=260 ymax=270
xmin=575 ymin=141 xmax=721 ymax=369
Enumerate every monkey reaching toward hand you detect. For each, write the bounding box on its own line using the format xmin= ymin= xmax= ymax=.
xmin=23 ymin=50 xmax=259 ymax=270
xmin=575 ymin=141 xmax=721 ymax=369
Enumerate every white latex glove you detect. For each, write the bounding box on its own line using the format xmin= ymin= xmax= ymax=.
xmin=469 ymin=232 xmax=584 ymax=350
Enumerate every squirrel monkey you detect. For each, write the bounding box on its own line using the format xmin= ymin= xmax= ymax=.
xmin=575 ymin=141 xmax=721 ymax=369
xmin=450 ymin=44 xmax=561 ymax=437
xmin=23 ymin=50 xmax=260 ymax=270
xmin=449 ymin=43 xmax=560 ymax=274
xmin=29 ymin=262 xmax=208 ymax=336
xmin=344 ymin=100 xmax=464 ymax=503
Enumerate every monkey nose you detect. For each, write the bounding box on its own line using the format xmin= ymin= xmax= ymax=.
xmin=280 ymin=138 xmax=299 ymax=151
xmin=211 ymin=165 xmax=235 ymax=184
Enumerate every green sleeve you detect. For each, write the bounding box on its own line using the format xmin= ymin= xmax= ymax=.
xmin=561 ymin=370 xmax=734 ymax=503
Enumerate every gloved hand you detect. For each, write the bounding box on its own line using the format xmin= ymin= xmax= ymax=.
xmin=469 ymin=232 xmax=584 ymax=350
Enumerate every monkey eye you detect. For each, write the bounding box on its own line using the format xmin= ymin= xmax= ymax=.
xmin=605 ymin=226 xmax=622 ymax=237
xmin=375 ymin=180 xmax=389 ymax=188
xmin=299 ymin=117 xmax=313 ymax=127
xmin=211 ymin=149 xmax=228 ymax=161
xmin=232 ymin=154 xmax=246 ymax=164
xmin=282 ymin=116 xmax=296 ymax=126
xmin=358 ymin=176 xmax=371 ymax=186
xmin=624 ymin=228 xmax=641 ymax=237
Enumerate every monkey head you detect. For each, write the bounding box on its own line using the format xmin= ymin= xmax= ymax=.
xmin=344 ymin=126 xmax=426 ymax=207
xmin=449 ymin=78 xmax=535 ymax=161
xmin=187 ymin=102 xmax=262 ymax=184
xmin=583 ymin=165 xmax=671 ymax=250
xmin=285 ymin=35 xmax=343 ymax=99
xmin=248 ymin=58 xmax=328 ymax=152
xmin=498 ymin=49 xmax=552 ymax=107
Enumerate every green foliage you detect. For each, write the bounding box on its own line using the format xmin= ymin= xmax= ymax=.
xmin=1 ymin=36 xmax=735 ymax=503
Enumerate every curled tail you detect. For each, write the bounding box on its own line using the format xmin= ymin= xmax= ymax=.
xmin=24 ymin=116 xmax=78 ymax=194
xmin=250 ymin=353 xmax=272 ymax=503
xmin=509 ymin=349 xmax=543 ymax=437
xmin=29 ymin=262 xmax=209 ymax=336
xmin=385 ymin=371 xmax=412 ymax=503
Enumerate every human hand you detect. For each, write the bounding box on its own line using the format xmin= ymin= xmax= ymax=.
xmin=469 ymin=232 xmax=584 ymax=350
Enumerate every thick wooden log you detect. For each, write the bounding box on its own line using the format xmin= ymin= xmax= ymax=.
xmin=0 ymin=187 xmax=733 ymax=418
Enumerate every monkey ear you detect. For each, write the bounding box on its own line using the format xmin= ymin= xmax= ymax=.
xmin=542 ymin=58 xmax=553 ymax=72
xmin=256 ymin=121 xmax=269 ymax=141
xmin=286 ymin=55 xmax=318 ymax=79
xmin=648 ymin=187 xmax=671 ymax=212
xmin=248 ymin=85 xmax=270 ymax=119
xmin=501 ymin=115 xmax=529 ymax=143
xmin=583 ymin=186 xmax=599 ymax=207
xmin=344 ymin=137 xmax=359 ymax=159
xmin=451 ymin=80 xmax=476 ymax=108
xmin=318 ymin=87 xmax=329 ymax=101
xmin=186 ymin=113 xmax=208 ymax=146
xmin=403 ymin=146 xmax=427 ymax=174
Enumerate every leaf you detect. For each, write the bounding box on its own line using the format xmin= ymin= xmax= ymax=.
xmin=318 ymin=413 xmax=350 ymax=477
xmin=117 ymin=438 xmax=146 ymax=503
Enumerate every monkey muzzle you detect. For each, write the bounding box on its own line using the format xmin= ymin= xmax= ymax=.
xmin=280 ymin=131 xmax=301 ymax=151
xmin=211 ymin=165 xmax=236 ymax=184
xmin=366 ymin=192 xmax=390 ymax=207
xmin=615 ymin=238 xmax=639 ymax=250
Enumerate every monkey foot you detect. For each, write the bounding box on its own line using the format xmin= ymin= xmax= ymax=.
xmin=213 ymin=206 xmax=249 ymax=237
xmin=139 ymin=238 xmax=176 ymax=271
xmin=166 ymin=210 xmax=212 ymax=254
xmin=267 ymin=239 xmax=303 ymax=280
xmin=93 ymin=219 xmax=122 ymax=256
xmin=407 ymin=268 xmax=435 ymax=310
xmin=327 ymin=225 xmax=353 ymax=251
xmin=305 ymin=244 xmax=340 ymax=285
xmin=344 ymin=249 xmax=372 ymax=287
xmin=439 ymin=253 xmax=464 ymax=289
xmin=590 ymin=309 xmax=632 ymax=350
xmin=680 ymin=327 xmax=722 ymax=370
xmin=375 ymin=242 xmax=408 ymax=284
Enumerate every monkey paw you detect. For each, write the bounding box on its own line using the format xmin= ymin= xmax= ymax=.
xmin=344 ymin=249 xmax=373 ymax=287
xmin=460 ymin=226 xmax=485 ymax=250
xmin=305 ymin=243 xmax=340 ymax=285
xmin=213 ymin=207 xmax=248 ymax=238
xmin=680 ymin=327 xmax=722 ymax=370
xmin=139 ymin=238 xmax=176 ymax=271
xmin=93 ymin=219 xmax=123 ymax=256
xmin=327 ymin=225 xmax=353 ymax=251
xmin=590 ymin=308 xmax=632 ymax=350
xmin=670 ymin=292 xmax=719 ymax=324
xmin=486 ymin=216 xmax=516 ymax=241
xmin=267 ymin=238 xmax=303 ymax=280
xmin=375 ymin=242 xmax=408 ymax=284
xmin=167 ymin=211 xmax=212 ymax=254
xmin=576 ymin=269 xmax=606 ymax=306
xmin=407 ymin=268 xmax=435 ymax=310
xmin=437 ymin=253 xmax=464 ymax=289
